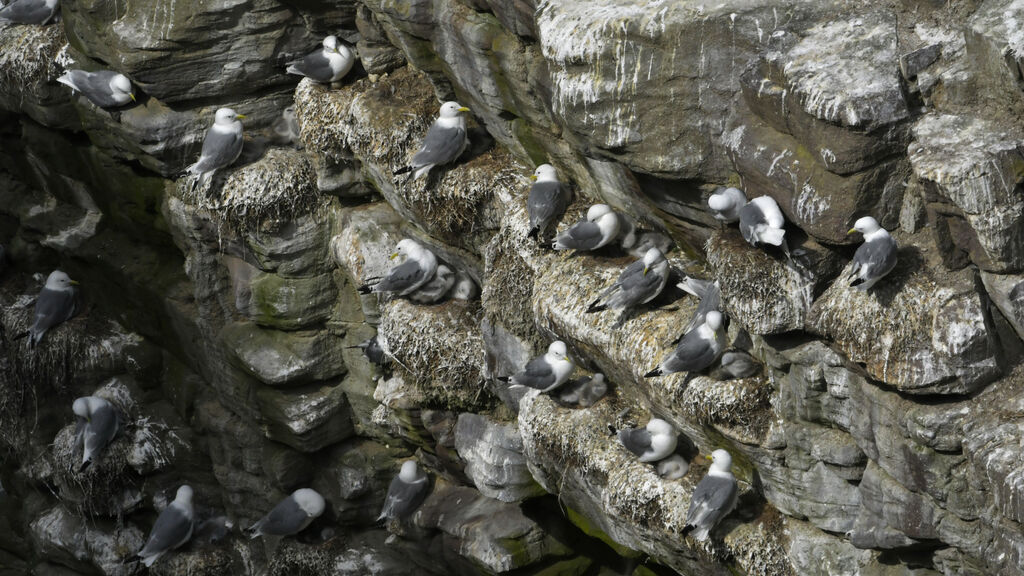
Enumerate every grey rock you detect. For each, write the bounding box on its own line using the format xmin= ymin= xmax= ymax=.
xmin=454 ymin=413 xmax=545 ymax=503
xmin=255 ymin=382 xmax=355 ymax=452
xmin=29 ymin=505 xmax=145 ymax=576
xmin=980 ymin=270 xmax=1024 ymax=342
xmin=220 ymin=322 xmax=346 ymax=386
xmin=900 ymin=44 xmax=942 ymax=80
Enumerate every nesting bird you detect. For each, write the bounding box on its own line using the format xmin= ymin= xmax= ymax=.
xmin=683 ymin=449 xmax=738 ymax=542
xmin=271 ymin=105 xmax=301 ymax=147
xmin=247 ymin=488 xmax=325 ymax=539
xmin=739 ymin=196 xmax=788 ymax=252
xmin=72 ymin=396 xmax=120 ymax=471
xmin=448 ymin=270 xmax=478 ymax=301
xmin=357 ymin=239 xmax=438 ymax=297
xmin=286 ymin=35 xmax=356 ymax=84
xmin=646 ymin=310 xmax=726 ymax=378
xmin=135 ymin=485 xmax=195 ymax=567
xmin=557 ymin=373 xmax=607 ymax=408
xmin=57 ymin=70 xmax=136 ymax=109
xmin=656 ymin=454 xmax=690 ymax=480
xmin=553 ymin=204 xmax=621 ymax=252
xmin=378 ymin=460 xmax=429 ymax=522
xmin=845 ymin=216 xmax=898 ymax=291
xmin=497 ymin=340 xmax=575 ymax=393
xmin=676 ymin=276 xmax=722 ymax=335
xmin=616 ymin=418 xmax=678 ymax=463
xmin=407 ymin=264 xmax=455 ymax=304
xmin=186 ymin=108 xmax=245 ymax=192
xmin=710 ymin=350 xmax=760 ymax=380
xmin=27 ymin=270 xmax=78 ymax=348
xmin=526 ymin=164 xmax=570 ymax=241
xmin=0 ymin=0 xmax=59 ymax=24
xmin=707 ymin=187 xmax=747 ymax=223
xmin=395 ymin=101 xmax=470 ymax=180
xmin=586 ymin=247 xmax=670 ymax=316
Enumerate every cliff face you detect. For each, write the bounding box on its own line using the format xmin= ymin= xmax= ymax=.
xmin=3 ymin=1 xmax=1024 ymax=575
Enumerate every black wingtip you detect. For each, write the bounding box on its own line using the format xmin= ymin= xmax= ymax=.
xmin=357 ymin=285 xmax=373 ymax=295
xmin=586 ymin=301 xmax=605 ymax=314
xmin=393 ymin=165 xmax=412 ymax=176
xmin=13 ymin=331 xmax=28 ymax=341
xmin=527 ymin=226 xmax=540 ymax=240
xmin=643 ymin=368 xmax=662 ymax=378
xmin=849 ymin=277 xmax=865 ymax=287
xmin=681 ymin=524 xmax=695 ymax=536
xmin=496 ymin=376 xmax=511 ymax=384
xmin=78 ymin=459 xmax=91 ymax=473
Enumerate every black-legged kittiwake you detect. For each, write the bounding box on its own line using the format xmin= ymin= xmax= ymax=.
xmin=587 ymin=247 xmax=669 ymax=314
xmin=646 ymin=310 xmax=726 ymax=378
xmin=357 ymin=239 xmax=438 ymax=297
xmin=497 ymin=340 xmax=575 ymax=393
xmin=557 ymin=373 xmax=607 ymax=408
xmin=710 ymin=350 xmax=760 ymax=380
xmin=657 ymin=454 xmax=690 ymax=480
xmin=676 ymin=276 xmax=722 ymax=336
xmin=247 ymin=488 xmax=325 ymax=538
xmin=0 ymin=0 xmax=58 ymax=24
xmin=739 ymin=196 xmax=787 ymax=251
xmin=707 ymin=187 xmax=747 ymax=223
xmin=346 ymin=335 xmax=387 ymax=367
xmin=407 ymin=264 xmax=455 ymax=304
xmin=271 ymin=106 xmax=301 ymax=147
xmin=71 ymin=396 xmax=120 ymax=471
xmin=552 ymin=204 xmax=621 ymax=252
xmin=683 ymin=449 xmax=738 ymax=541
xmin=186 ymin=108 xmax=245 ymax=191
xmin=286 ymin=35 xmax=356 ymax=84
xmin=845 ymin=216 xmax=898 ymax=291
xmin=616 ymin=418 xmax=677 ymax=463
xmin=378 ymin=460 xmax=429 ymax=522
xmin=448 ymin=270 xmax=478 ymax=301
xmin=28 ymin=270 xmax=78 ymax=348
xmin=395 ymin=101 xmax=470 ymax=180
xmin=526 ymin=164 xmax=570 ymax=241
xmin=135 ymin=485 xmax=195 ymax=567
xmin=57 ymin=70 xmax=135 ymax=108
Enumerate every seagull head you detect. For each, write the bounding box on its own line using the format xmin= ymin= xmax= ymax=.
xmin=391 ymin=238 xmax=421 ymax=260
xmin=531 ymin=163 xmax=557 ymax=183
xmin=215 ymin=108 xmax=245 ymax=124
xmin=175 ymin=485 xmax=194 ymax=504
xmin=705 ymin=310 xmax=723 ymax=331
xmin=849 ymin=216 xmax=881 ymax=236
xmin=646 ymin=418 xmax=674 ymax=436
xmin=586 ymin=204 xmax=613 ymax=221
xmin=323 ymin=35 xmax=339 ymax=53
xmin=547 ymin=340 xmax=570 ymax=362
xmin=46 ymin=270 xmax=78 ymax=290
xmin=399 ymin=460 xmax=420 ymax=482
xmin=110 ymin=74 xmax=135 ymax=102
xmin=72 ymin=397 xmax=90 ymax=419
xmin=292 ymin=488 xmax=326 ymax=518
xmin=439 ymin=101 xmax=471 ymax=118
xmin=708 ymin=187 xmax=742 ymax=212
xmin=709 ymin=449 xmax=733 ymax=473
xmin=641 ymin=247 xmax=665 ymax=275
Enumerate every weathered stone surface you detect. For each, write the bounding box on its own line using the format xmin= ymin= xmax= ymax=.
xmin=220 ymin=321 xmax=346 ymax=386
xmin=221 ymin=256 xmax=337 ymax=330
xmin=966 ymin=0 xmax=1024 ymax=109
xmin=980 ymin=270 xmax=1024 ymax=342
xmin=453 ymin=413 xmax=544 ymax=503
xmin=29 ymin=505 xmax=145 ymax=576
xmin=255 ymin=381 xmax=355 ymax=452
xmin=312 ymin=439 xmax=409 ymax=526
xmin=0 ymin=25 xmax=77 ymax=129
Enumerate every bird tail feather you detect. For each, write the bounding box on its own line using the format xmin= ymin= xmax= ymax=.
xmin=643 ymin=367 xmax=662 ymax=378
xmin=586 ymin=299 xmax=605 ymax=313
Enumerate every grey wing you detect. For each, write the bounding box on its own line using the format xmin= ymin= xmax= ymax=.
xmin=140 ymin=505 xmax=193 ymax=558
xmin=0 ymin=0 xmax=50 ymax=23
xmin=411 ymin=124 xmax=466 ymax=168
xmin=557 ymin=221 xmax=603 ymax=251
xmin=738 ymin=203 xmax=766 ymax=244
xmin=664 ymin=331 xmax=716 ymax=373
xmin=684 ymin=282 xmax=721 ymax=333
xmin=374 ymin=260 xmax=428 ymax=294
xmin=557 ymin=377 xmax=588 ymax=403
xmin=193 ymin=128 xmax=243 ymax=173
xmin=511 ymin=356 xmax=555 ymax=390
xmin=686 ymin=475 xmax=737 ymax=529
xmin=618 ymin=428 xmax=652 ymax=457
xmin=611 ymin=261 xmax=667 ymax=308
xmin=84 ymin=404 xmax=119 ymax=456
xmin=528 ymin=182 xmax=568 ymax=230
xmin=256 ymin=497 xmax=307 ymax=536
xmin=32 ymin=288 xmax=76 ymax=334
xmin=289 ymin=51 xmax=334 ymax=82
xmin=852 ymin=236 xmax=898 ymax=280
xmin=381 ymin=477 xmax=427 ymax=519
xmin=76 ymin=71 xmax=120 ymax=108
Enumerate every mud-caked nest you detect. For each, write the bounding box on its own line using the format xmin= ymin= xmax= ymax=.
xmin=482 ymin=227 xmax=539 ymax=342
xmin=0 ymin=24 xmax=64 ymax=87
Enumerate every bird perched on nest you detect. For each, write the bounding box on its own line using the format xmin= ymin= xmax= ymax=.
xmin=247 ymin=488 xmax=325 ymax=539
xmin=526 ymin=164 xmax=570 ymax=241
xmin=739 ymin=195 xmax=788 ymax=254
xmin=57 ymin=70 xmax=136 ymax=109
xmin=657 ymin=454 xmax=690 ymax=480
xmin=186 ymin=108 xmax=245 ymax=192
xmin=394 ymin=101 xmax=470 ymax=181
xmin=378 ymin=461 xmax=430 ymax=522
xmin=613 ymin=418 xmax=678 ymax=463
xmin=587 ymin=247 xmax=670 ymax=323
xmin=497 ymin=340 xmax=575 ymax=394
xmin=844 ymin=216 xmax=898 ymax=291
xmin=286 ymin=35 xmax=356 ymax=84
xmin=20 ymin=270 xmax=79 ymax=348
xmin=683 ymin=449 xmax=738 ymax=542
xmin=0 ymin=0 xmax=59 ymax=25
xmin=134 ymin=485 xmax=195 ymax=567
xmin=552 ymin=204 xmax=621 ymax=252
xmin=72 ymin=396 xmax=120 ymax=471
xmin=358 ymin=239 xmax=438 ymax=298
xmin=646 ymin=310 xmax=726 ymax=378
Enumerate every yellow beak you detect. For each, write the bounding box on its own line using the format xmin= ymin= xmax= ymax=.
xmin=705 ymin=454 xmax=713 ymax=462
xmin=457 ymin=107 xmax=470 ymax=113
xmin=389 ymin=252 xmax=399 ymax=260
xmin=129 ymin=93 xmax=136 ymax=102
xmin=530 ymin=174 xmax=538 ymax=181
xmin=847 ymin=228 xmax=857 ymax=235
xmin=643 ymin=266 xmax=649 ymax=276
xmin=564 ymin=356 xmax=570 ymax=362
xmin=236 ymin=114 xmax=247 ymax=120
xmin=69 ymin=280 xmax=80 ymax=285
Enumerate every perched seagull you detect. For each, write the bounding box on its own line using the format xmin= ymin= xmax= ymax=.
xmin=247 ymin=488 xmax=325 ymax=539
xmin=497 ymin=340 xmax=575 ymax=393
xmin=71 ymin=396 xmax=120 ymax=471
xmin=357 ymin=239 xmax=438 ymax=297
xmin=378 ymin=461 xmax=429 ymax=522
xmin=845 ymin=216 xmax=898 ymax=291
xmin=557 ymin=373 xmax=607 ymax=408
xmin=683 ymin=449 xmax=738 ymax=542
xmin=615 ymin=418 xmax=678 ymax=463
xmin=57 ymin=70 xmax=135 ymax=108
xmin=0 ymin=0 xmax=59 ymax=24
xmin=286 ymin=35 xmax=356 ymax=84
xmin=526 ymin=164 xmax=570 ymax=241
xmin=587 ymin=247 xmax=670 ymax=315
xmin=135 ymin=485 xmax=195 ymax=567
xmin=710 ymin=350 xmax=760 ymax=380
xmin=395 ymin=101 xmax=470 ymax=180
xmin=552 ymin=204 xmax=621 ymax=252
xmin=646 ymin=310 xmax=726 ymax=378
xmin=739 ymin=196 xmax=787 ymax=252
xmin=346 ymin=335 xmax=387 ymax=367
xmin=186 ymin=108 xmax=245 ymax=192
xmin=657 ymin=454 xmax=690 ymax=480
xmin=27 ymin=270 xmax=78 ymax=348
xmin=448 ymin=270 xmax=478 ymax=301
xmin=407 ymin=264 xmax=455 ymax=304
xmin=707 ymin=187 xmax=747 ymax=223
xmin=675 ymin=276 xmax=721 ymax=337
